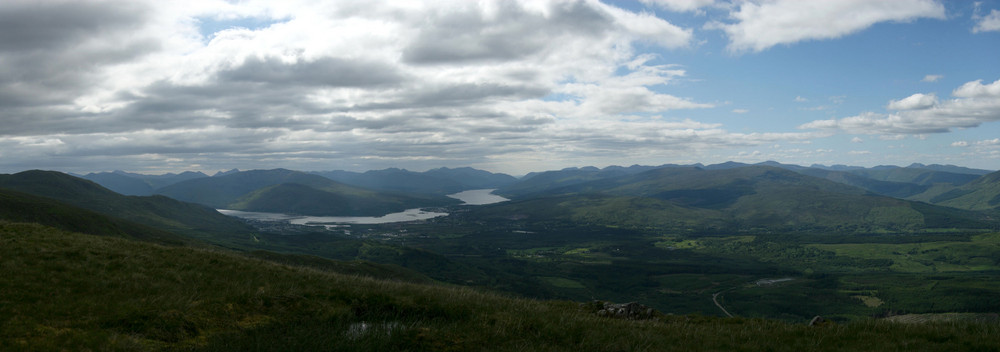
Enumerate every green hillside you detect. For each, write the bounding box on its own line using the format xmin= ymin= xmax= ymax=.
xmin=0 ymin=188 xmax=192 ymax=246
xmin=0 ymin=171 xmax=253 ymax=239
xmin=479 ymin=166 xmax=994 ymax=233
xmin=793 ymin=168 xmax=931 ymax=198
xmin=498 ymin=165 xmax=659 ymax=198
xmin=158 ymin=169 xmax=460 ymax=216
xmin=848 ymin=167 xmax=980 ymax=186
xmin=924 ymin=171 xmax=1000 ymax=210
xmin=3 ymin=221 xmax=997 ymax=351
xmin=229 ymin=183 xmax=454 ymax=216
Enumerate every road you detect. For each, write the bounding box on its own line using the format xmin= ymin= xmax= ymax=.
xmin=712 ymin=291 xmax=734 ymax=318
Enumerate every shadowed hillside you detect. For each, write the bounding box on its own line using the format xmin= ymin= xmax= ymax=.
xmin=0 ymin=170 xmax=253 ymax=238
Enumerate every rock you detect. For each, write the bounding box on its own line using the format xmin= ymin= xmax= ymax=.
xmin=583 ymin=300 xmax=661 ymax=320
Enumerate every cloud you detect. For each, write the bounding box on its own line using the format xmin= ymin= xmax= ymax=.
xmin=851 ymin=137 xmax=863 ymax=143
xmin=706 ymin=0 xmax=945 ymax=53
xmin=978 ymin=138 xmax=1000 ymax=146
xmin=794 ymin=96 xmax=807 ymax=102
xmin=800 ymin=78 xmax=1000 ymax=135
xmin=218 ymin=56 xmax=406 ymax=88
xmin=0 ymin=1 xmax=158 ymax=110
xmin=639 ymin=0 xmax=716 ymax=13
xmin=922 ymin=74 xmax=943 ymax=82
xmin=973 ymin=9 xmax=1000 ymax=33
xmin=953 ymin=79 xmax=1000 ymax=98
xmin=732 ymin=108 xmax=748 ymax=114
xmin=7 ymin=0 xmax=813 ymax=175
xmin=951 ymin=141 xmax=969 ymax=147
xmin=848 ymin=150 xmax=871 ymax=155
xmin=402 ymin=1 xmax=691 ymax=64
xmin=887 ymin=93 xmax=937 ymax=110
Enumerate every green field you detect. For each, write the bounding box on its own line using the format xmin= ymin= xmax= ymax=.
xmin=808 ymin=233 xmax=1000 ymax=272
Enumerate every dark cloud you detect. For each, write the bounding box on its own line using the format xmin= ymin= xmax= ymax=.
xmin=403 ymin=1 xmax=611 ymax=64
xmin=0 ymin=1 xmax=158 ymax=113
xmin=0 ymin=1 xmax=148 ymax=52
xmin=356 ymin=82 xmax=549 ymax=111
xmin=218 ymin=56 xmax=406 ymax=87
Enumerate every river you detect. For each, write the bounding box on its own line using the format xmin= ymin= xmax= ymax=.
xmin=218 ymin=189 xmax=508 ymax=226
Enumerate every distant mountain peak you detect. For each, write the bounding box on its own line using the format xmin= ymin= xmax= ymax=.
xmin=213 ymin=168 xmax=240 ymax=177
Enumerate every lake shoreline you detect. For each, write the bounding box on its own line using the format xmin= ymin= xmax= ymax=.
xmin=219 ymin=189 xmax=508 ymax=226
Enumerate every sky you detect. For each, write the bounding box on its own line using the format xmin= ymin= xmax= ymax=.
xmin=1 ymin=0 xmax=999 ymax=176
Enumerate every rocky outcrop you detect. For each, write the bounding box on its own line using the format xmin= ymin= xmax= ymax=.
xmin=582 ymin=301 xmax=661 ymax=320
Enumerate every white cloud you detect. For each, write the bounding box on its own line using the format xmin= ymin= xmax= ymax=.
xmin=707 ymin=0 xmax=946 ymax=53
xmin=973 ymin=9 xmax=1000 ymax=33
xmin=922 ymin=74 xmax=943 ymax=82
xmin=953 ymin=79 xmax=1000 ymax=98
xmin=887 ymin=93 xmax=937 ymax=110
xmin=977 ymin=138 xmax=1000 ymax=146
xmin=851 ymin=137 xmax=863 ymax=143
xmin=800 ymin=78 xmax=1000 ymax=135
xmin=951 ymin=141 xmax=969 ymax=147
xmin=640 ymin=0 xmax=716 ymax=13
xmin=794 ymin=96 xmax=807 ymax=102
xmin=732 ymin=108 xmax=748 ymax=114
xmin=848 ymin=150 xmax=871 ymax=155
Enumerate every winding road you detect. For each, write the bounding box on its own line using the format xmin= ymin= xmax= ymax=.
xmin=712 ymin=291 xmax=734 ymax=318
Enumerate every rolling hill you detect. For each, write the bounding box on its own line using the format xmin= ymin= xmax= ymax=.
xmin=156 ymin=169 xmax=461 ymax=216
xmin=478 ymin=166 xmax=995 ymax=233
xmin=0 ymin=170 xmax=253 ymax=239
xmin=846 ymin=166 xmax=982 ymax=187
xmin=0 ymin=188 xmax=194 ymax=246
xmin=312 ymin=166 xmax=517 ymax=195
xmin=497 ymin=165 xmax=662 ymax=198
xmin=921 ymin=170 xmax=1000 ymax=210
xmin=313 ymin=168 xmax=467 ymax=195
xmin=80 ymin=170 xmax=209 ymax=196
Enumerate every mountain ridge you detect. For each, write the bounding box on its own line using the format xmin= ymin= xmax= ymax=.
xmin=157 ymin=168 xmax=460 ymax=216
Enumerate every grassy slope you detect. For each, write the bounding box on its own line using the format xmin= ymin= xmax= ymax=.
xmin=0 ymin=172 xmax=519 ymax=294
xmin=935 ymin=171 xmax=1000 ymax=210
xmin=3 ymin=221 xmax=998 ymax=351
xmin=0 ymin=188 xmax=194 ymax=246
xmin=0 ymin=170 xmax=254 ymax=240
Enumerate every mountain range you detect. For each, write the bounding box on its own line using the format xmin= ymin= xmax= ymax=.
xmin=497 ymin=161 xmax=1000 ymax=212
xmin=479 ymin=165 xmax=997 ymax=233
xmin=63 ymin=161 xmax=1000 ymax=220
